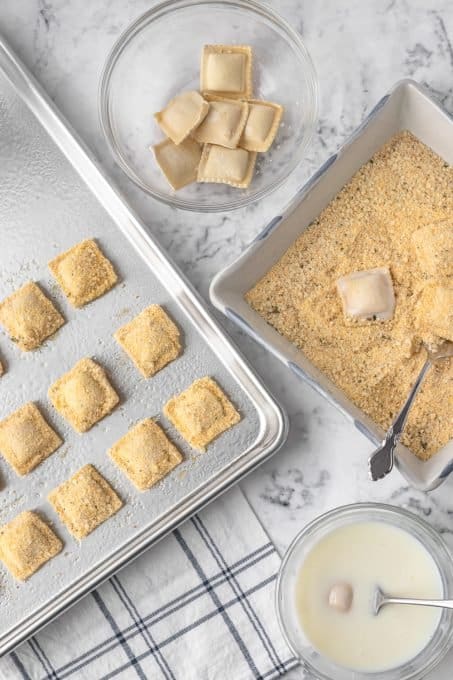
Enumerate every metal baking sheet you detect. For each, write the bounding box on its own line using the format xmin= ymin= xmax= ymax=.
xmin=210 ymin=79 xmax=453 ymax=492
xmin=0 ymin=36 xmax=287 ymax=655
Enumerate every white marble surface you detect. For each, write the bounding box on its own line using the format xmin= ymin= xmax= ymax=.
xmin=1 ymin=0 xmax=452 ymax=677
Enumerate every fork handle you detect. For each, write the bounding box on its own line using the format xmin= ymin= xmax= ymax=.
xmin=369 ymin=357 xmax=431 ymax=479
xmin=382 ymin=596 xmax=453 ymax=610
xmin=390 ymin=357 xmax=432 ymax=437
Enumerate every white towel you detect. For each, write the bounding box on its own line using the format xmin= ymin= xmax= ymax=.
xmin=1 ymin=487 xmax=297 ymax=680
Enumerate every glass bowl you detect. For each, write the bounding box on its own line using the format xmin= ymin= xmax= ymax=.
xmin=99 ymin=0 xmax=318 ymax=212
xmin=276 ymin=504 xmax=453 ymax=680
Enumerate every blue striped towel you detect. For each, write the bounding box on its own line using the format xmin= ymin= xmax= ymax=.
xmin=0 ymin=487 xmax=297 ymax=680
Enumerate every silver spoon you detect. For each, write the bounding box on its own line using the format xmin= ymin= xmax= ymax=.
xmin=373 ymin=585 xmax=453 ymax=615
xmin=368 ymin=341 xmax=453 ymax=481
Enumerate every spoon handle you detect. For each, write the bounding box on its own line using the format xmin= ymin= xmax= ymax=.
xmin=383 ymin=596 xmax=453 ymax=610
xmin=368 ymin=358 xmax=431 ymax=481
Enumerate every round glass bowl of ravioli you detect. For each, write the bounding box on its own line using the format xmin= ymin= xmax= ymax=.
xmin=99 ymin=0 xmax=318 ymax=212
xmin=276 ymin=504 xmax=453 ymax=680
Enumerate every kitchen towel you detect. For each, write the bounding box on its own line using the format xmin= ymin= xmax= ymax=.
xmin=0 ymin=486 xmax=298 ymax=680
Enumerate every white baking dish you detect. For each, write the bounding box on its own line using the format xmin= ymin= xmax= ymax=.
xmin=210 ymin=79 xmax=453 ymax=491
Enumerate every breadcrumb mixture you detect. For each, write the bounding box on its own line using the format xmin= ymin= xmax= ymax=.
xmin=246 ymin=132 xmax=452 ymax=460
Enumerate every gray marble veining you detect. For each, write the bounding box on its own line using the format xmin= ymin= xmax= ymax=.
xmin=0 ymin=1 xmax=452 ymax=677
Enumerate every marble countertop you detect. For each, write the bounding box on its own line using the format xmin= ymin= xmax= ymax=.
xmin=1 ymin=0 xmax=452 ymax=676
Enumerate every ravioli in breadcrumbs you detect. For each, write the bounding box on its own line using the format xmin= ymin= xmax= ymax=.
xmin=0 ymin=402 xmax=62 ymax=475
xmin=48 ymin=239 xmax=117 ymax=308
xmin=0 ymin=511 xmax=62 ymax=580
xmin=411 ymin=219 xmax=453 ymax=280
xmin=0 ymin=281 xmax=64 ymax=351
xmin=164 ymin=376 xmax=240 ymax=451
xmin=416 ymin=284 xmax=453 ymax=342
xmin=48 ymin=357 xmax=119 ymax=433
xmin=109 ymin=418 xmax=182 ymax=490
xmin=48 ymin=464 xmax=122 ymax=539
xmin=114 ymin=305 xmax=181 ymax=378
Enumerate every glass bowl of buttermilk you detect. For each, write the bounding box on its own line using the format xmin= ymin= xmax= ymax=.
xmin=99 ymin=0 xmax=318 ymax=212
xmin=276 ymin=503 xmax=453 ymax=680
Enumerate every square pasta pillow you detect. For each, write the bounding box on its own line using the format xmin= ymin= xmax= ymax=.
xmin=0 ymin=511 xmax=62 ymax=580
xmin=164 ymin=377 xmax=240 ymax=451
xmin=197 ymin=145 xmax=256 ymax=188
xmin=416 ymin=284 xmax=453 ymax=342
xmin=154 ymin=90 xmax=209 ymax=144
xmin=153 ymin=138 xmax=202 ymax=190
xmin=201 ymin=45 xmax=252 ymax=99
xmin=193 ymin=96 xmax=249 ymax=149
xmin=48 ymin=464 xmax=122 ymax=539
xmin=48 ymin=239 xmax=117 ymax=308
xmin=240 ymin=100 xmax=283 ymax=152
xmin=109 ymin=419 xmax=182 ymax=490
xmin=0 ymin=281 xmax=64 ymax=351
xmin=0 ymin=402 xmax=62 ymax=475
xmin=114 ymin=305 xmax=181 ymax=378
xmin=412 ymin=219 xmax=453 ymax=280
xmin=48 ymin=358 xmax=119 ymax=433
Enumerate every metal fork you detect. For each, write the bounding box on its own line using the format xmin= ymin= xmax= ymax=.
xmin=368 ymin=341 xmax=453 ymax=481
xmin=373 ymin=585 xmax=453 ymax=615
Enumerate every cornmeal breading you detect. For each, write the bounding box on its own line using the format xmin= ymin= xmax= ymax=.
xmin=48 ymin=464 xmax=122 ymax=539
xmin=114 ymin=305 xmax=181 ymax=378
xmin=48 ymin=357 xmax=119 ymax=433
xmin=0 ymin=511 xmax=62 ymax=580
xmin=48 ymin=239 xmax=117 ymax=308
xmin=109 ymin=419 xmax=182 ymax=490
xmin=0 ymin=281 xmax=64 ymax=351
xmin=164 ymin=376 xmax=240 ymax=451
xmin=247 ymin=132 xmax=453 ymax=460
xmin=0 ymin=402 xmax=62 ymax=475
